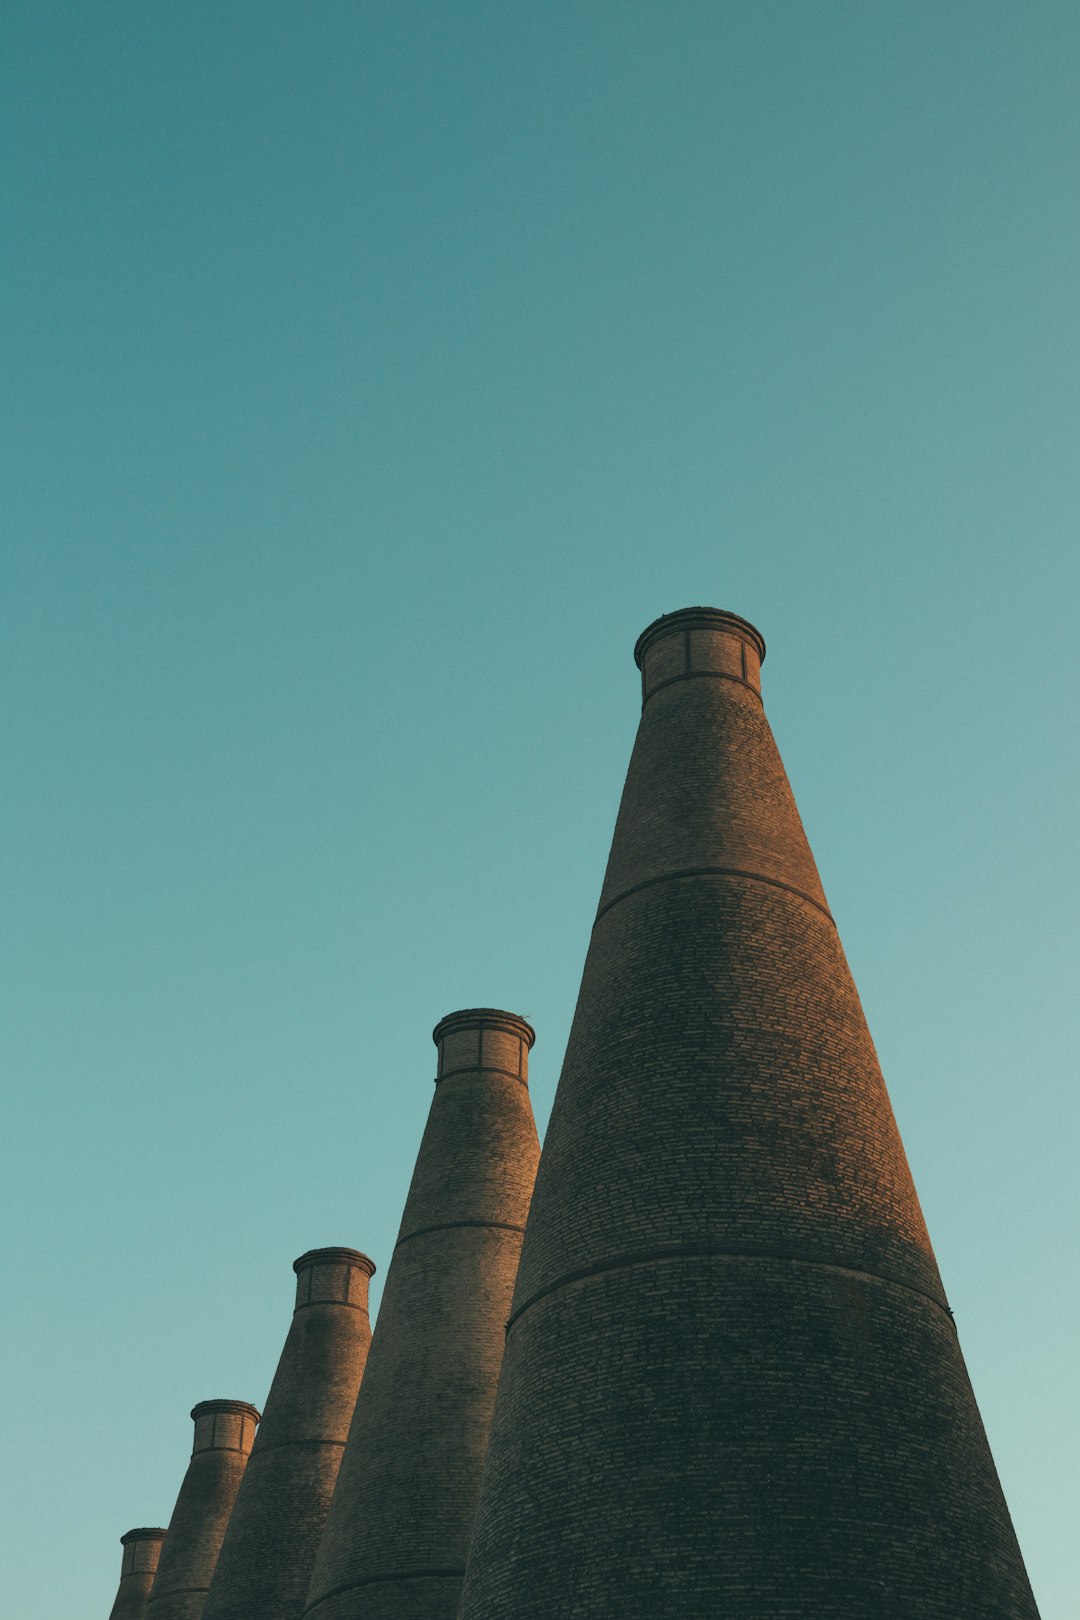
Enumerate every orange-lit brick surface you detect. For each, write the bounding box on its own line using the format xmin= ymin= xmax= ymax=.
xmin=201 ymin=1249 xmax=376 ymax=1620
xmin=147 ymin=1401 xmax=260 ymax=1620
xmin=458 ymin=608 xmax=1039 ymax=1620
xmin=108 ymin=1528 xmax=167 ymax=1620
xmin=302 ymin=1010 xmax=540 ymax=1620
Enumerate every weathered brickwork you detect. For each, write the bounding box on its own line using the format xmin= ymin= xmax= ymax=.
xmin=200 ymin=1249 xmax=376 ymax=1620
xmin=108 ymin=1528 xmax=167 ymax=1620
xmin=473 ymin=1261 xmax=1033 ymax=1617
xmin=301 ymin=1010 xmax=540 ymax=1620
xmin=146 ymin=1400 xmax=260 ymax=1620
xmin=458 ymin=608 xmax=1039 ymax=1619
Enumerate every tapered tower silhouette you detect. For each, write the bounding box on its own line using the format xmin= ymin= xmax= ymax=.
xmin=108 ymin=1528 xmax=167 ymax=1620
xmin=201 ymin=1249 xmax=376 ymax=1620
xmin=303 ymin=1009 xmax=541 ymax=1620
xmin=146 ymin=1400 xmax=260 ymax=1620
xmin=458 ymin=609 xmax=1038 ymax=1619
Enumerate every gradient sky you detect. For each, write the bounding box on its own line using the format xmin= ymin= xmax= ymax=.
xmin=2 ymin=5 xmax=1077 ymax=1616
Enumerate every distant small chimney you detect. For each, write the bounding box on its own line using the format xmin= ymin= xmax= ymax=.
xmin=146 ymin=1400 xmax=260 ymax=1620
xmin=200 ymin=1249 xmax=376 ymax=1620
xmin=302 ymin=1009 xmax=540 ymax=1620
xmin=107 ymin=1528 xmax=167 ymax=1620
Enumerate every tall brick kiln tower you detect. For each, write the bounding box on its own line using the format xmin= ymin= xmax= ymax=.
xmin=201 ymin=1248 xmax=376 ymax=1620
xmin=303 ymin=1008 xmax=541 ymax=1620
xmin=146 ymin=1400 xmax=260 ymax=1620
xmin=458 ymin=608 xmax=1039 ymax=1619
xmin=108 ymin=1528 xmax=167 ymax=1620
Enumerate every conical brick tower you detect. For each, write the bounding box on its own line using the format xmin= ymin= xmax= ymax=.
xmin=200 ymin=1249 xmax=376 ymax=1620
xmin=458 ymin=608 xmax=1039 ymax=1619
xmin=146 ymin=1400 xmax=260 ymax=1620
xmin=303 ymin=1009 xmax=541 ymax=1620
xmin=108 ymin=1528 xmax=167 ymax=1620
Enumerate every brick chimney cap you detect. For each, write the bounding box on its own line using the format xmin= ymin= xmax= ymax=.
xmin=120 ymin=1528 xmax=168 ymax=1545
xmin=432 ymin=1008 xmax=536 ymax=1049
xmin=189 ymin=1399 xmax=262 ymax=1424
xmin=293 ymin=1246 xmax=376 ymax=1277
xmin=634 ymin=607 xmax=766 ymax=669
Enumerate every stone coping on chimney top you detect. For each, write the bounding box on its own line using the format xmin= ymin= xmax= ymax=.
xmin=293 ymin=1246 xmax=377 ymax=1277
xmin=633 ymin=607 xmax=766 ymax=669
xmin=432 ymin=1008 xmax=536 ymax=1050
xmin=189 ymin=1399 xmax=262 ymax=1424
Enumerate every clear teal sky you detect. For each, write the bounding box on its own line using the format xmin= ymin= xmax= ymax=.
xmin=2 ymin=5 xmax=1077 ymax=1615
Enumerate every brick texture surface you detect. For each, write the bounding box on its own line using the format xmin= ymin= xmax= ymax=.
xmin=301 ymin=1011 xmax=540 ymax=1620
xmin=457 ymin=609 xmax=1039 ymax=1619
xmin=108 ymin=1529 xmax=167 ymax=1620
xmin=146 ymin=1402 xmax=260 ymax=1620
xmin=200 ymin=1250 xmax=376 ymax=1620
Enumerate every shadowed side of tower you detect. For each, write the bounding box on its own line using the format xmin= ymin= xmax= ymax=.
xmin=458 ymin=609 xmax=1039 ymax=1619
xmin=108 ymin=1528 xmax=167 ymax=1620
xmin=302 ymin=1009 xmax=541 ymax=1620
xmin=146 ymin=1400 xmax=260 ymax=1620
xmin=201 ymin=1249 xmax=376 ymax=1620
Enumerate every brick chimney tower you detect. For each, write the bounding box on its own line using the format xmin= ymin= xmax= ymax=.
xmin=302 ymin=1009 xmax=541 ymax=1620
xmin=146 ymin=1400 xmax=260 ymax=1620
xmin=107 ymin=1528 xmax=167 ymax=1620
xmin=458 ymin=609 xmax=1039 ymax=1619
xmin=200 ymin=1249 xmax=377 ymax=1620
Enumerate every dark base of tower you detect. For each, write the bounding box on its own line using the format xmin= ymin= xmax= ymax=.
xmin=202 ymin=1444 xmax=344 ymax=1620
xmin=458 ymin=1255 xmax=1039 ymax=1619
xmin=146 ymin=1591 xmax=211 ymax=1620
xmin=109 ymin=1577 xmax=159 ymax=1620
xmin=302 ymin=1570 xmax=464 ymax=1620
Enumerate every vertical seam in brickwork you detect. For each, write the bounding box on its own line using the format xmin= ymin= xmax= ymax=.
xmin=684 ymin=629 xmax=692 ymax=673
xmin=741 ymin=639 xmax=747 ymax=679
xmin=478 ymin=1023 xmax=484 ymax=1070
xmin=344 ymin=1262 xmax=351 ymax=1302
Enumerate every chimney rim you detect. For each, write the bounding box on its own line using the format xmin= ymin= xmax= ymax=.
xmin=189 ymin=1398 xmax=262 ymax=1424
xmin=292 ymin=1246 xmax=376 ymax=1277
xmin=633 ymin=607 xmax=766 ymax=669
xmin=120 ymin=1528 xmax=168 ymax=1545
xmin=432 ymin=1007 xmax=536 ymax=1050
